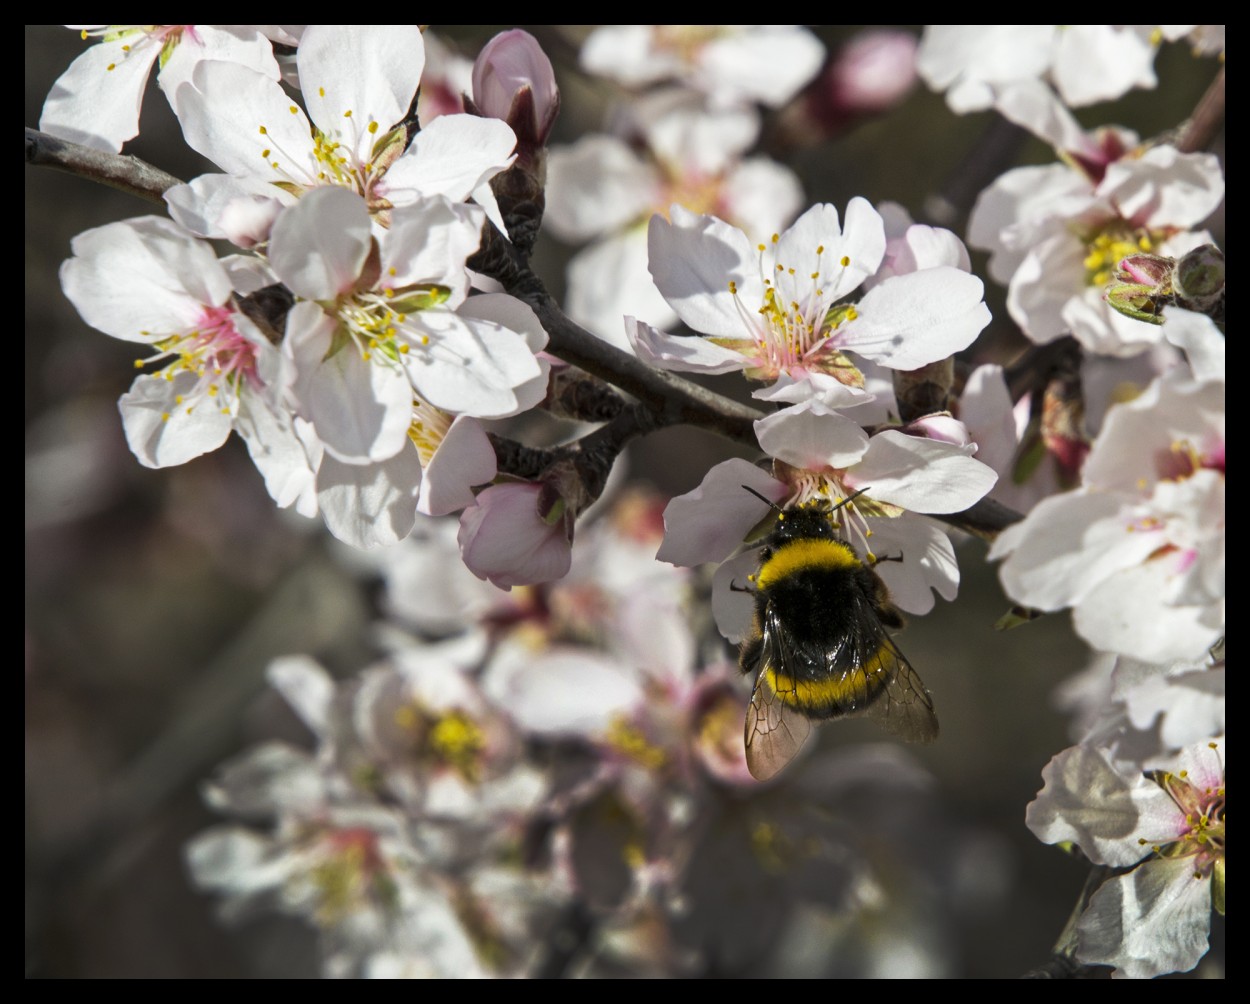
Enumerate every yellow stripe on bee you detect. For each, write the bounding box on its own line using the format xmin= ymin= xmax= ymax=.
xmin=766 ymin=654 xmax=887 ymax=714
xmin=756 ymin=538 xmax=859 ymax=591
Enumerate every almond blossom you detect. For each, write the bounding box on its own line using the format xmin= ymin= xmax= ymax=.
xmin=269 ymin=187 xmax=548 ymax=463
xmin=992 ymin=364 xmax=1224 ymax=663
xmin=165 ymin=24 xmax=517 ymax=243
xmin=1026 ymin=737 xmax=1225 ymax=978
xmin=917 ymin=25 xmax=1200 ymax=113
xmin=631 ymin=200 xmax=990 ymax=407
xmin=58 ymin=215 xmax=317 ymax=513
xmin=579 ymin=25 xmax=824 ymax=109
xmin=968 ymin=131 xmax=1224 ymax=357
xmin=39 ymin=24 xmax=281 ymax=152
xmin=545 ymin=90 xmax=802 ymax=348
xmin=657 ymin=403 xmax=996 ymax=642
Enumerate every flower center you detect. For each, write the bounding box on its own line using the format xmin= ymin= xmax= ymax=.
xmin=1081 ymin=226 xmax=1162 ymax=288
xmin=136 ymin=305 xmax=259 ymax=420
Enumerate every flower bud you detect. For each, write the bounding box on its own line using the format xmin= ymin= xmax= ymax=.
xmin=470 ymin=30 xmax=560 ymax=151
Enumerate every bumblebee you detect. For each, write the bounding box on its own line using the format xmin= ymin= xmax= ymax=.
xmin=737 ymin=487 xmax=938 ymax=781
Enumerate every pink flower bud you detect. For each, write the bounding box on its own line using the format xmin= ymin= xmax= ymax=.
xmin=458 ymin=481 xmax=572 ymax=589
xmin=471 ymin=29 xmax=559 ymax=147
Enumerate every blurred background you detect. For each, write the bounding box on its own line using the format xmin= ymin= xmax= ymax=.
xmin=25 ymin=25 xmax=1224 ymax=977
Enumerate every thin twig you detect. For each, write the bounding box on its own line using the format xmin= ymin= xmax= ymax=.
xmin=25 ymin=127 xmax=177 ymax=204
xmin=1175 ymin=65 xmax=1226 ymax=155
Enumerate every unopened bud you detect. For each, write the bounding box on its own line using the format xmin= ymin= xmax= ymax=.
xmin=1174 ymin=244 xmax=1225 ymax=313
xmin=470 ymin=30 xmax=560 ymax=151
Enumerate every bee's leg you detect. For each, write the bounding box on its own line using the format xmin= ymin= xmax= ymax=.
xmin=866 ymin=551 xmax=904 ymax=567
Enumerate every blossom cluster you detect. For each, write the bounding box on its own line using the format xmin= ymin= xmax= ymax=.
xmin=31 ymin=24 xmax=1224 ymax=978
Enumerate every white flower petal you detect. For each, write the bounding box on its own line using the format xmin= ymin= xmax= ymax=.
xmin=847 ymin=268 xmax=990 ymax=369
xmin=317 ymin=445 xmax=422 ymax=549
xmin=626 ymin=317 xmax=745 ymax=374
xmin=382 ymin=114 xmax=517 ymax=206
xmin=568 ymin=232 xmax=676 ymax=349
xmin=119 ymin=372 xmax=233 ymax=468
xmin=657 ymin=459 xmax=785 ymax=567
xmin=648 ymin=208 xmax=760 ymax=339
xmin=266 ymin=655 xmax=336 ymax=739
xmin=1077 ymin=858 xmax=1212 ymax=979
xmin=299 ymin=25 xmax=423 ymax=142
xmin=847 ymin=431 xmax=997 ymax=514
xmin=269 ymin=187 xmax=371 ymax=300
xmin=755 ymin=404 xmax=870 ymax=470
xmin=418 ymin=416 xmax=497 ymax=517
xmin=545 ymin=137 xmax=658 ymax=242
xmin=40 ymin=35 xmax=159 ymax=151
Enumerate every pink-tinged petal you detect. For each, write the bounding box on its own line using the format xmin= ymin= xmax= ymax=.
xmin=755 ymin=404 xmax=870 ymax=470
xmin=40 ymin=35 xmax=160 ymax=151
xmin=846 ymin=431 xmax=997 ymax=513
xmin=306 ymin=343 xmax=414 ymax=464
xmin=657 ymin=459 xmax=785 ymax=567
xmin=711 ymin=550 xmax=761 ymax=642
xmin=61 ymin=217 xmax=231 ymax=340
xmin=299 ymin=25 xmax=423 ymax=141
xmin=545 ymin=137 xmax=657 ymax=242
xmin=991 ymin=492 xmax=1162 ymax=611
xmin=317 ymin=444 xmax=421 ymax=550
xmin=1026 ymin=744 xmax=1174 ymax=867
xmin=418 ymin=416 xmax=497 ymax=517
xmin=626 ymin=317 xmax=745 ymax=374
xmin=382 ymin=115 xmax=517 ymax=206
xmin=174 ymin=61 xmax=315 ymax=183
xmin=1076 ymin=858 xmax=1212 ymax=979
xmin=482 ymin=642 xmax=641 ymax=736
xmin=159 ymin=25 xmax=280 ymax=93
xmin=846 ymin=268 xmax=990 ymax=369
xmin=472 ymin=29 xmax=559 ymax=141
xmin=568 ymin=233 xmax=676 ymax=350
xmin=165 ymin=174 xmax=291 ymax=244
xmin=458 ymin=482 xmax=572 ymax=588
xmin=648 ymin=208 xmax=760 ymax=339
xmin=382 ymin=196 xmax=483 ymax=298
xmin=865 ymin=515 xmax=958 ymax=616
xmin=119 ymin=372 xmax=233 ymax=468
xmin=269 ymin=187 xmax=371 ymax=300
xmin=901 ymin=413 xmax=973 ymax=446
xmin=1074 ymin=561 xmax=1223 ymax=664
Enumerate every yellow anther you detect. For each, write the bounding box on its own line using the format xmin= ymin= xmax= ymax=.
xmin=840 ymin=255 xmax=850 ymax=267
xmin=771 ymin=233 xmax=780 ymax=243
xmin=319 ymin=87 xmax=326 ymax=97
xmin=261 ymin=148 xmax=270 ymax=158
xmin=421 ymin=335 xmax=430 ymax=345
xmin=344 ymin=109 xmax=353 ymax=118
xmin=289 ymin=105 xmax=299 ymax=114
xmin=107 ymin=63 xmax=116 ymax=71
xmin=816 ymin=244 xmax=825 ymax=254
xmin=161 ymin=412 xmax=171 ymax=422
xmin=368 ymin=121 xmax=379 ymax=134
xmin=259 ymin=125 xmax=268 ymax=135
xmin=728 ymin=280 xmax=738 ymax=293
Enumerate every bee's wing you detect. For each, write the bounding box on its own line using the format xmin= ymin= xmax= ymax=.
xmin=743 ymin=610 xmax=813 ymax=782
xmin=854 ymin=628 xmax=939 ymax=744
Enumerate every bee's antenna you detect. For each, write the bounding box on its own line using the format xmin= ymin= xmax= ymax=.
xmin=741 ymin=484 xmax=785 ymax=513
xmin=830 ymin=486 xmax=870 ymax=514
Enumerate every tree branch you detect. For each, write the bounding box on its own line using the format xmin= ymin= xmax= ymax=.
xmin=1176 ymin=65 xmax=1225 ymax=155
xmin=25 ymin=127 xmax=177 ymax=204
